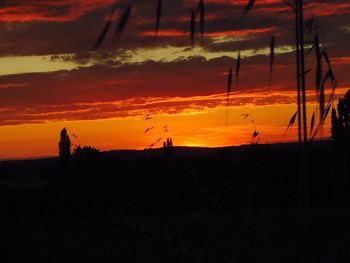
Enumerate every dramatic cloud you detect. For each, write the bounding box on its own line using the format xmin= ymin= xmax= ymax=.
xmin=0 ymin=0 xmax=350 ymax=158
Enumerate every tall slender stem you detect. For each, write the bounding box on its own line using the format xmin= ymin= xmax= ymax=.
xmin=296 ymin=4 xmax=310 ymax=263
xmin=295 ymin=3 xmax=309 ymax=263
xmin=298 ymin=0 xmax=308 ymax=142
xmin=295 ymin=0 xmax=302 ymax=144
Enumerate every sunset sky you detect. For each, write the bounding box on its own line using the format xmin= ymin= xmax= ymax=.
xmin=1 ymin=0 xmax=350 ymax=159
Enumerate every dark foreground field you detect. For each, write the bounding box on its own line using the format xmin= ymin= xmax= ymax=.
xmin=1 ymin=142 xmax=350 ymax=262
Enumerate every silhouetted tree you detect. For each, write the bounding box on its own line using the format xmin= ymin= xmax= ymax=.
xmin=331 ymin=90 xmax=350 ymax=185
xmin=331 ymin=89 xmax=350 ymax=153
xmin=58 ymin=127 xmax=71 ymax=169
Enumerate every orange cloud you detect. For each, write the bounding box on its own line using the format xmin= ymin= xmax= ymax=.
xmin=141 ymin=27 xmax=274 ymax=37
xmin=142 ymin=30 xmax=188 ymax=37
xmin=1 ymin=87 xmax=348 ymax=126
xmin=0 ymin=0 xmax=115 ymax=22
xmin=2 ymin=0 xmax=348 ymax=24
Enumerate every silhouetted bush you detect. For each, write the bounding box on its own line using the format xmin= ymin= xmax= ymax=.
xmin=72 ymin=146 xmax=101 ymax=181
xmin=71 ymin=145 xmax=115 ymax=204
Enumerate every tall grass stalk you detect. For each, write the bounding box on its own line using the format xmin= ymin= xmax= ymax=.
xmin=294 ymin=0 xmax=302 ymax=144
xmin=295 ymin=1 xmax=310 ymax=263
xmin=298 ymin=0 xmax=308 ymax=143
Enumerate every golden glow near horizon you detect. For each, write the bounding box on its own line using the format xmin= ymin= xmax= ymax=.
xmin=0 ymin=102 xmax=332 ymax=160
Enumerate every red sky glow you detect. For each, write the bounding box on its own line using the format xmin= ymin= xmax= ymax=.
xmin=0 ymin=0 xmax=349 ymax=159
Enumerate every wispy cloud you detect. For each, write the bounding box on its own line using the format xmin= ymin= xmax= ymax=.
xmin=115 ymin=44 xmax=299 ymax=64
xmin=0 ymin=54 xmax=92 ymax=76
xmin=2 ymin=86 xmax=348 ymax=126
xmin=0 ymin=43 xmax=299 ymax=76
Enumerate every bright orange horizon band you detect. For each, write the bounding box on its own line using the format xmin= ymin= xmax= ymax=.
xmin=0 ymin=98 xmax=338 ymax=160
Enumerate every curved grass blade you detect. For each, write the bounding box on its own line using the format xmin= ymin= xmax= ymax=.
xmin=296 ymin=69 xmax=311 ymax=78
xmin=190 ymin=8 xmax=196 ymax=47
xmin=145 ymin=137 xmax=163 ymax=150
xmin=283 ymin=111 xmax=298 ymax=138
xmin=269 ymin=35 xmax=275 ymax=86
xmin=321 ymin=103 xmax=331 ymax=129
xmin=323 ymin=49 xmax=332 ymax=69
xmin=155 ymin=0 xmax=162 ymax=38
xmin=310 ymin=103 xmax=331 ymax=141
xmin=282 ymin=0 xmax=294 ymax=9
xmin=330 ymin=70 xmax=337 ymax=90
xmin=243 ymin=0 xmax=256 ymax=16
xmin=197 ymin=0 xmax=205 ymax=40
xmin=241 ymin=113 xmax=249 ymax=119
xmin=304 ymin=18 xmax=314 ymax=37
xmin=145 ymin=126 xmax=155 ymax=133
xmin=235 ymin=52 xmax=241 ymax=89
xmin=310 ymin=111 xmax=315 ymax=136
xmin=113 ymin=3 xmax=132 ymax=44
xmin=227 ymin=67 xmax=233 ymax=106
xmin=319 ymin=83 xmax=325 ymax=121
xmin=324 ymin=103 xmax=331 ymax=123
xmin=306 ymin=42 xmax=315 ymax=55
xmin=315 ymin=33 xmax=322 ymax=92
xmin=322 ymin=69 xmax=332 ymax=86
xmin=323 ymin=49 xmax=337 ymax=89
xmin=304 ymin=69 xmax=311 ymax=75
xmin=94 ymin=21 xmax=112 ymax=50
xmin=93 ymin=0 xmax=119 ymax=50
xmin=319 ymin=69 xmax=334 ymax=120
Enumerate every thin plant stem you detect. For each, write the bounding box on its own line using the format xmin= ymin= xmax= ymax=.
xmin=298 ymin=0 xmax=308 ymax=143
xmin=294 ymin=0 xmax=302 ymax=144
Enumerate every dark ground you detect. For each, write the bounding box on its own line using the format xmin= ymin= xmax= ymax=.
xmin=1 ymin=141 xmax=350 ymax=262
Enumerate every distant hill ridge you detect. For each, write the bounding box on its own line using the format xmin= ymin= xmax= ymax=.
xmin=1 ymin=140 xmax=331 ymax=164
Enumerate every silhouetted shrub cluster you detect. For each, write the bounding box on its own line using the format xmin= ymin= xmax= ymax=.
xmin=163 ymin=137 xmax=174 ymax=157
